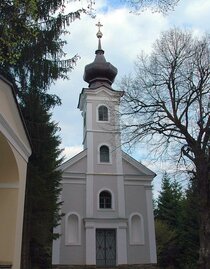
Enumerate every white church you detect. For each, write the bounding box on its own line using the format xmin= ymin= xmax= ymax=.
xmin=52 ymin=24 xmax=157 ymax=268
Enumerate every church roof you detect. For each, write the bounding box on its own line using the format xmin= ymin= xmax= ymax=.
xmin=83 ymin=22 xmax=118 ymax=88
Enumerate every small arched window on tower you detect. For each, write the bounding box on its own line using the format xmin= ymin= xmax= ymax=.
xmin=100 ymin=145 xmax=110 ymax=163
xmin=98 ymin=105 xmax=108 ymax=121
xmin=99 ymin=190 xmax=112 ymax=209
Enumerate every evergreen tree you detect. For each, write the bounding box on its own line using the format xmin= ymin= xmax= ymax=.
xmin=0 ymin=1 xmax=93 ymax=268
xmin=20 ymin=89 xmax=63 ymax=269
xmin=155 ymin=172 xmax=184 ymax=268
xmin=178 ymin=178 xmax=200 ymax=269
xmin=155 ymin=173 xmax=200 ymax=269
xmin=155 ymin=219 xmax=177 ymax=268
xmin=155 ymin=172 xmax=183 ymax=228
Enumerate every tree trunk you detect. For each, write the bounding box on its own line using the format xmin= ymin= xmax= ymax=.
xmin=197 ymin=157 xmax=210 ymax=269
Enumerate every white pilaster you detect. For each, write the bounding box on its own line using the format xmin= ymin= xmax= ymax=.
xmin=117 ymin=223 xmax=127 ymax=265
xmin=117 ymin=175 xmax=125 ymax=217
xmin=86 ymin=102 xmax=94 ymax=217
xmin=86 ymin=175 xmax=93 ymax=217
xmin=146 ymin=187 xmax=157 ymax=263
xmin=86 ymin=102 xmax=93 ymax=173
xmin=115 ymin=115 xmax=125 ymax=218
xmin=52 ymin=194 xmax=62 ymax=264
xmin=52 ymin=225 xmax=61 ymax=264
xmin=85 ymin=224 xmax=96 ymax=265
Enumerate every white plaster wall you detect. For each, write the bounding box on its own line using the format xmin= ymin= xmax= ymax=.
xmin=92 ymin=133 xmax=119 ymax=174
xmin=60 ymin=182 xmax=86 ymax=264
xmin=57 ymin=84 xmax=156 ymax=266
xmin=125 ymin=184 xmax=151 ymax=264
xmin=64 ymin=156 xmax=87 ymax=173
xmin=92 ymin=175 xmax=118 ymax=218
xmin=123 ymin=159 xmax=146 ymax=175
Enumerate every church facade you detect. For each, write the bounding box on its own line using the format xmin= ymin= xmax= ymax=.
xmin=52 ymin=25 xmax=156 ymax=267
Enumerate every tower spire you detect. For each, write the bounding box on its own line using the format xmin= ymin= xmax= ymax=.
xmin=96 ymin=21 xmax=103 ymax=51
xmin=83 ymin=22 xmax=118 ymax=88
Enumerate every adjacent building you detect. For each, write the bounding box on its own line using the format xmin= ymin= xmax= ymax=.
xmin=0 ymin=75 xmax=31 ymax=269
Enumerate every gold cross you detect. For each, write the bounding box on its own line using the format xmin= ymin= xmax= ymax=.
xmin=96 ymin=21 xmax=103 ymax=32
xmin=95 ymin=21 xmax=103 ymax=49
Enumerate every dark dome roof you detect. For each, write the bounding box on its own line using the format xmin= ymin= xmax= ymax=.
xmin=83 ymin=27 xmax=118 ymax=88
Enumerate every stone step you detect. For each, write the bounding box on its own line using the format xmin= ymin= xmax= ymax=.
xmin=0 ymin=263 xmax=12 ymax=269
xmin=52 ymin=265 xmax=157 ymax=269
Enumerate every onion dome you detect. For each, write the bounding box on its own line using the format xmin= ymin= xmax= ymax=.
xmin=83 ymin=22 xmax=118 ymax=88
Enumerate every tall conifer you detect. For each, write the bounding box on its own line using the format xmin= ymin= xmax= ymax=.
xmin=0 ymin=1 xmax=93 ymax=268
xmin=155 ymin=173 xmax=183 ymax=268
xmin=155 ymin=173 xmax=200 ymax=268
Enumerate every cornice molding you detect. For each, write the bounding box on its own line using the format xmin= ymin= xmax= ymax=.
xmin=0 ymin=114 xmax=31 ymax=162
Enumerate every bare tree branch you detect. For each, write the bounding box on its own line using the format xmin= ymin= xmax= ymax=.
xmin=125 ymin=0 xmax=181 ymax=14
xmin=120 ymin=28 xmax=210 ymax=268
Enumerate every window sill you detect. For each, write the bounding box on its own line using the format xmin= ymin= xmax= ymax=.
xmin=65 ymin=242 xmax=81 ymax=246
xmin=129 ymin=242 xmax=145 ymax=246
xmin=97 ymin=208 xmax=115 ymax=212
xmin=98 ymin=162 xmax=112 ymax=165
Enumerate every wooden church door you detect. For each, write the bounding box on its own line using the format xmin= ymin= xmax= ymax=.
xmin=96 ymin=229 xmax=116 ymax=267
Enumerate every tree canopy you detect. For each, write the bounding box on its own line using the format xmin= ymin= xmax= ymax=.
xmin=155 ymin=172 xmax=183 ymax=228
xmin=125 ymin=0 xmax=181 ymax=14
xmin=0 ymin=0 xmax=94 ymax=90
xmin=155 ymin=173 xmax=199 ymax=268
xmin=120 ymin=28 xmax=210 ymax=268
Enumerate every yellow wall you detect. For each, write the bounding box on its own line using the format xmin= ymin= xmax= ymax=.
xmin=0 ymin=189 xmax=18 ymax=263
xmin=12 ymin=146 xmax=28 ymax=269
xmin=0 ymin=77 xmax=31 ymax=269
xmin=0 ymin=134 xmax=18 ymax=183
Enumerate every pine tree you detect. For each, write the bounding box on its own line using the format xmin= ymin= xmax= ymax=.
xmin=0 ymin=1 xmax=93 ymax=268
xmin=155 ymin=219 xmax=177 ymax=268
xmin=155 ymin=172 xmax=184 ymax=268
xmin=155 ymin=173 xmax=200 ymax=269
xmin=20 ymin=90 xmax=63 ymax=268
xmin=155 ymin=172 xmax=183 ymax=228
xmin=178 ymin=178 xmax=200 ymax=268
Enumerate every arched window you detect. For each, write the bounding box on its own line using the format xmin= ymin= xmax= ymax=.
xmin=98 ymin=105 xmax=108 ymax=121
xmin=99 ymin=191 xmax=112 ymax=209
xmin=100 ymin=145 xmax=110 ymax=163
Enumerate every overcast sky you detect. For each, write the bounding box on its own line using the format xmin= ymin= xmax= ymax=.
xmin=51 ymin=0 xmax=210 ymax=196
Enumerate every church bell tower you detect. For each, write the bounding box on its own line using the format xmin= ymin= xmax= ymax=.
xmin=78 ymin=22 xmax=127 ymax=265
xmin=52 ymin=22 xmax=157 ymax=268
